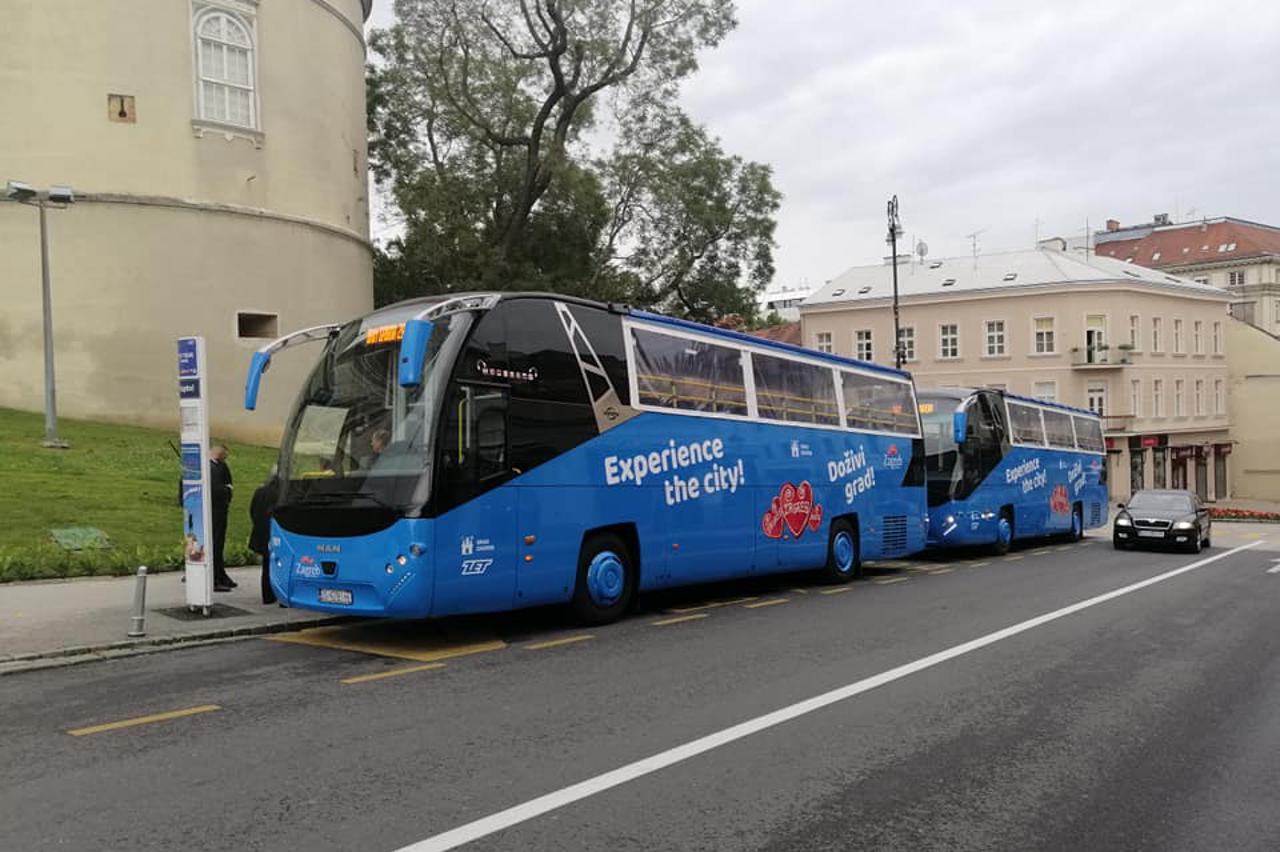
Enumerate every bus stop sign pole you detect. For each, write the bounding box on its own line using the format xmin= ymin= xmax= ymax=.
xmin=178 ymin=337 xmax=214 ymax=615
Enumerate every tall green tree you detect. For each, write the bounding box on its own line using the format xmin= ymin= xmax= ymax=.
xmin=369 ymin=0 xmax=780 ymax=321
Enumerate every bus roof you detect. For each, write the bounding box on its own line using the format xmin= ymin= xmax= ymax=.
xmin=917 ymin=386 xmax=1099 ymax=419
xmin=369 ymin=292 xmax=913 ymax=381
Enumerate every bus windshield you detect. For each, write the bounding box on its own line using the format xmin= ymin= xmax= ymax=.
xmin=920 ymin=397 xmax=961 ymax=485
xmin=278 ymin=311 xmax=472 ymax=511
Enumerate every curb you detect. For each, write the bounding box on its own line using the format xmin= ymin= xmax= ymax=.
xmin=0 ymin=615 xmax=356 ymax=676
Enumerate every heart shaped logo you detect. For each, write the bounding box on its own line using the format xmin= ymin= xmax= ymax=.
xmin=762 ymin=480 xmax=824 ymax=540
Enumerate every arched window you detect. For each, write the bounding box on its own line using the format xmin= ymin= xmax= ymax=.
xmin=196 ymin=11 xmax=256 ymax=128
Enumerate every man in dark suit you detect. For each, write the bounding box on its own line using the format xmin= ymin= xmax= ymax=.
xmin=249 ymin=467 xmax=280 ymax=604
xmin=210 ymin=445 xmax=236 ymax=591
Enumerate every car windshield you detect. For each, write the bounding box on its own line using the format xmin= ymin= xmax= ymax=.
xmin=1127 ymin=492 xmax=1194 ymax=513
xmin=277 ymin=311 xmax=472 ymax=511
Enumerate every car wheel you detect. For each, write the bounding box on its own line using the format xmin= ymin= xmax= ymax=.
xmin=571 ymin=532 xmax=636 ymax=625
xmin=1188 ymin=533 xmax=1202 ymax=554
xmin=821 ymin=519 xmax=859 ymax=584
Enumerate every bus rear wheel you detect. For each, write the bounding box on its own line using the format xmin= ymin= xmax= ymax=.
xmin=992 ymin=511 xmax=1014 ymax=556
xmin=821 ymin=520 xmax=860 ymax=584
xmin=571 ymin=532 xmax=636 ymax=625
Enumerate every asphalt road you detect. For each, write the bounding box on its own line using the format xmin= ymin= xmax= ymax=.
xmin=2 ymin=525 xmax=1277 ymax=852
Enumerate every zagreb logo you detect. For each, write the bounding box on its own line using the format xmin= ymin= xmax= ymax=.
xmin=882 ymin=443 xmax=905 ymax=470
xmin=762 ymin=481 xmax=824 ymax=540
xmin=461 ymin=536 xmax=475 ymax=556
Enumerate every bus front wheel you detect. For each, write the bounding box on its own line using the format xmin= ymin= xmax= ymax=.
xmin=571 ymin=532 xmax=636 ymax=625
xmin=821 ymin=519 xmax=860 ymax=583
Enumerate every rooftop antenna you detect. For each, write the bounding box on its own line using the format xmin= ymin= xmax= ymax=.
xmin=965 ymin=229 xmax=985 ymax=268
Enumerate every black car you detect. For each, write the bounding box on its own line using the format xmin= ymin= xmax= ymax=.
xmin=1113 ymin=489 xmax=1212 ymax=552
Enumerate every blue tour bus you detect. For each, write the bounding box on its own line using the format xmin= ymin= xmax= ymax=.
xmin=917 ymin=387 xmax=1108 ymax=554
xmin=244 ymin=293 xmax=928 ymax=623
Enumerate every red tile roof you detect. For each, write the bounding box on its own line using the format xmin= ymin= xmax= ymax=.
xmin=1095 ymin=219 xmax=1280 ymax=269
xmin=749 ymin=321 xmax=801 ymax=345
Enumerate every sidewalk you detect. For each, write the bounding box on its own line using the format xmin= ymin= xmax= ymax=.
xmin=1 ymin=565 xmax=350 ymax=674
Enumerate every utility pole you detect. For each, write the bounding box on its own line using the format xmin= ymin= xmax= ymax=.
xmin=886 ymin=195 xmax=904 ymax=369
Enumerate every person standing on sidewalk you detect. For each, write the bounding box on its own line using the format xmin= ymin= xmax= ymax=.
xmin=210 ymin=445 xmax=236 ymax=591
xmin=249 ymin=466 xmax=280 ymax=604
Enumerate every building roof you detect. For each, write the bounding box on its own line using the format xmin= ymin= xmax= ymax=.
xmin=803 ymin=247 xmax=1230 ymax=309
xmin=747 ymin=321 xmax=802 ymax=345
xmin=1094 ymin=217 xmax=1280 ymax=269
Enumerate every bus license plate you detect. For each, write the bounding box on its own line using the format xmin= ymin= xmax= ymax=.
xmin=318 ymin=588 xmax=353 ymax=605
xmin=1137 ymin=530 xmax=1164 ymax=538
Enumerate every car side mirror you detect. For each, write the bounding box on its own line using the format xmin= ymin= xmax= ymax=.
xmin=952 ymin=409 xmax=968 ymax=446
xmin=398 ymin=319 xmax=435 ymax=387
xmin=1116 ymin=502 xmax=1125 ymax=511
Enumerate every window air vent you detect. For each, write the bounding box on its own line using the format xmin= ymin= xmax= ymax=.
xmin=830 ymin=288 xmax=845 ymax=297
xmin=857 ymin=285 xmax=872 ymax=294
xmin=941 ymin=278 xmax=956 ymax=287
xmin=1002 ymin=272 xmax=1017 ymax=281
xmin=928 ymin=261 xmax=944 ymax=269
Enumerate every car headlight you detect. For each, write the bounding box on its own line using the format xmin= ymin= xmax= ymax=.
xmin=1115 ymin=517 xmax=1132 ymax=527
xmin=1174 ymin=520 xmax=1194 ymax=530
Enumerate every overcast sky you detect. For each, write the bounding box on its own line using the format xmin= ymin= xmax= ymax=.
xmin=367 ymin=0 xmax=1280 ymax=292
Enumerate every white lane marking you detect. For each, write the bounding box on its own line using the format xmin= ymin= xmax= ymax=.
xmin=397 ymin=541 xmax=1264 ymax=852
xmin=1267 ymin=559 xmax=1280 ymax=575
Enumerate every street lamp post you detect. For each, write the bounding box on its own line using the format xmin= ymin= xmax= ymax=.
xmin=886 ymin=195 xmax=904 ymax=369
xmin=7 ymin=180 xmax=75 ymax=449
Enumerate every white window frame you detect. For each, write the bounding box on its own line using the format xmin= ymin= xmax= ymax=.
xmin=1086 ymin=381 xmax=1107 ymax=417
xmin=622 ymin=319 xmax=921 ymax=439
xmin=1032 ymin=315 xmax=1056 ymax=355
xmin=1192 ymin=320 xmax=1203 ymax=355
xmin=1173 ymin=318 xmax=1185 ymax=354
xmin=1214 ymin=378 xmax=1225 ymax=414
xmin=1151 ymin=316 xmax=1164 ymax=354
xmin=192 ymin=4 xmax=261 ymax=135
xmin=1032 ymin=380 xmax=1057 ymax=403
xmin=1228 ymin=270 xmax=1246 ymax=288
xmin=814 ymin=331 xmax=832 ymax=354
xmin=1130 ymin=378 xmax=1142 ymax=418
xmin=854 ymin=329 xmax=873 ymax=362
xmin=898 ymin=326 xmax=916 ymax=362
xmin=1128 ymin=314 xmax=1141 ymax=351
xmin=1153 ymin=379 xmax=1164 ymax=417
xmin=1212 ymin=321 xmax=1223 ymax=355
xmin=938 ymin=323 xmax=959 ymax=360
xmin=1194 ymin=379 xmax=1205 ymax=416
xmin=1174 ymin=378 xmax=1185 ymax=416
xmin=984 ymin=319 xmax=1007 ymax=357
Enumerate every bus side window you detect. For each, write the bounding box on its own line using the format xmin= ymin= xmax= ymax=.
xmin=438 ymin=382 xmax=510 ymax=510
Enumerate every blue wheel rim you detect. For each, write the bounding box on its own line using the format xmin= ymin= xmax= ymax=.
xmin=997 ymin=517 xmax=1012 ymax=546
xmin=833 ymin=530 xmax=855 ymax=574
xmin=586 ymin=550 xmax=626 ymax=607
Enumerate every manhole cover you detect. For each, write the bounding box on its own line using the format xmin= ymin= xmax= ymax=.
xmin=155 ymin=604 xmax=253 ymax=621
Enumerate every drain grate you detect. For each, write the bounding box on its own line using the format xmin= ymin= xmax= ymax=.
xmin=155 ymin=604 xmax=253 ymax=621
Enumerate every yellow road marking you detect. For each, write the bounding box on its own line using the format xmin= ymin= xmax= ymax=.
xmin=68 ymin=705 xmax=219 ymax=737
xmin=819 ymin=587 xmax=852 ymax=595
xmin=653 ymin=613 xmax=709 ymax=626
xmin=666 ymin=596 xmax=758 ymax=614
xmin=270 ymin=628 xmax=506 ymax=663
xmin=873 ymin=576 xmax=911 ymax=586
xmin=1004 ymin=554 xmax=1025 ymax=561
xmin=928 ymin=567 xmax=954 ymax=575
xmin=524 ymin=635 xmax=595 ymax=651
xmin=1249 ymin=533 xmax=1264 ymax=539
xmin=744 ymin=598 xmax=789 ymax=609
xmin=341 ymin=662 xmax=446 ymax=685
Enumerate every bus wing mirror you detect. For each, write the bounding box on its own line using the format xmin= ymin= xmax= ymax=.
xmin=398 ymin=319 xmax=435 ymax=387
xmin=244 ymin=351 xmax=271 ymax=411
xmin=952 ymin=409 xmax=968 ymax=445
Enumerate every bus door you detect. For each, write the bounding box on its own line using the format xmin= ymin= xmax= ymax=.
xmin=961 ymin=394 xmax=1007 ymax=515
xmin=432 ymin=382 xmax=519 ymax=616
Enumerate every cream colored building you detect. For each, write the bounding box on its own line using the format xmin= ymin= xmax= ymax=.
xmin=1225 ymin=319 xmax=1280 ymax=500
xmin=0 ymin=0 xmax=375 ymax=444
xmin=801 ymin=247 xmax=1233 ymax=500
xmin=1095 ymin=216 xmax=1280 ymax=336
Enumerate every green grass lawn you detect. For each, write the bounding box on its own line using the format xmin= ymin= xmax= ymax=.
xmin=0 ymin=408 xmax=278 ymax=582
